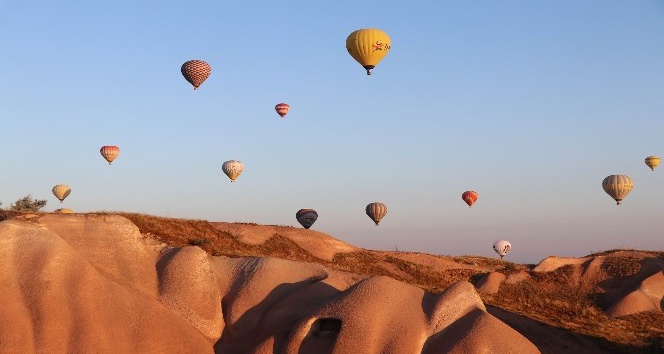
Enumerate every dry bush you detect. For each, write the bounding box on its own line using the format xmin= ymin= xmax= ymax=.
xmin=332 ymin=251 xmax=393 ymax=277
xmin=255 ymin=234 xmax=321 ymax=263
xmin=99 ymin=212 xmax=256 ymax=257
xmin=601 ymin=256 xmax=642 ymax=278
xmin=0 ymin=209 xmax=22 ymax=221
xmin=484 ymin=277 xmax=664 ymax=352
xmin=531 ymin=264 xmax=577 ymax=284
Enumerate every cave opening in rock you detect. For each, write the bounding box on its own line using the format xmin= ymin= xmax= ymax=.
xmin=312 ymin=318 xmax=342 ymax=337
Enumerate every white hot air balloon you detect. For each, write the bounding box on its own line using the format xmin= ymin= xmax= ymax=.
xmin=222 ymin=160 xmax=244 ymax=182
xmin=493 ymin=240 xmax=511 ymax=259
xmin=602 ymin=175 xmax=634 ymax=205
xmin=52 ymin=184 xmax=71 ymax=203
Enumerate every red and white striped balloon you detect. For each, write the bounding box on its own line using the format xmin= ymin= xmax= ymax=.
xmin=275 ymin=103 xmax=290 ymax=118
xmin=100 ymin=145 xmax=120 ymax=165
xmin=181 ymin=60 xmax=211 ymax=90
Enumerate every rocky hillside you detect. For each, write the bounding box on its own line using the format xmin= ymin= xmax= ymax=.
xmin=0 ymin=211 xmax=662 ymax=353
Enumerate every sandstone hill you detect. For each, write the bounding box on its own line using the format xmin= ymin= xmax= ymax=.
xmin=0 ymin=211 xmax=661 ymax=353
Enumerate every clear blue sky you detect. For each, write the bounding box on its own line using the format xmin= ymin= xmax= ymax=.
xmin=1 ymin=1 xmax=663 ymax=263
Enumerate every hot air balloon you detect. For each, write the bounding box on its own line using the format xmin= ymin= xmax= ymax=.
xmin=493 ymin=240 xmax=511 ymax=259
xmin=346 ymin=28 xmax=391 ymax=75
xmin=181 ymin=60 xmax=211 ymax=90
xmin=366 ymin=202 xmax=387 ymax=226
xmin=275 ymin=103 xmax=290 ymax=118
xmin=52 ymin=184 xmax=71 ymax=203
xmin=222 ymin=160 xmax=244 ymax=182
xmin=462 ymin=190 xmax=479 ymax=208
xmin=602 ymin=175 xmax=633 ymax=205
xmin=645 ymin=156 xmax=660 ymax=171
xmin=54 ymin=208 xmax=74 ymax=213
xmin=100 ymin=145 xmax=120 ymax=165
xmin=296 ymin=209 xmax=318 ymax=229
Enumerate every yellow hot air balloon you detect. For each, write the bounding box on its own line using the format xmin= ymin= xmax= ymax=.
xmin=645 ymin=156 xmax=660 ymax=171
xmin=54 ymin=208 xmax=74 ymax=213
xmin=602 ymin=175 xmax=633 ymax=205
xmin=52 ymin=184 xmax=71 ymax=203
xmin=100 ymin=145 xmax=120 ymax=165
xmin=366 ymin=202 xmax=387 ymax=226
xmin=222 ymin=160 xmax=244 ymax=182
xmin=346 ymin=28 xmax=391 ymax=75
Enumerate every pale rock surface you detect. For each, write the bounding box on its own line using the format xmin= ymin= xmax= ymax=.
xmin=0 ymin=217 xmax=213 ymax=354
xmin=0 ymin=214 xmax=541 ymax=354
xmin=533 ymin=256 xmax=589 ymax=272
xmin=475 ymin=272 xmax=506 ymax=294
xmin=157 ymin=246 xmax=222 ymax=341
xmin=607 ymin=270 xmax=664 ymax=317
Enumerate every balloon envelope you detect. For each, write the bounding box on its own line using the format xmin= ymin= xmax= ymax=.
xmin=52 ymin=184 xmax=71 ymax=203
xmin=275 ymin=103 xmax=290 ymax=118
xmin=296 ymin=209 xmax=318 ymax=229
xmin=461 ymin=190 xmax=479 ymax=208
xmin=100 ymin=145 xmax=120 ymax=165
xmin=602 ymin=175 xmax=633 ymax=205
xmin=346 ymin=28 xmax=391 ymax=75
xmin=645 ymin=156 xmax=660 ymax=171
xmin=54 ymin=208 xmax=74 ymax=213
xmin=222 ymin=160 xmax=244 ymax=182
xmin=181 ymin=60 xmax=211 ymax=90
xmin=493 ymin=240 xmax=511 ymax=259
xmin=365 ymin=202 xmax=387 ymax=226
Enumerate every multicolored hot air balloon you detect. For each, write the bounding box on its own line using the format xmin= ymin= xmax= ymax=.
xmin=366 ymin=202 xmax=387 ymax=226
xmin=346 ymin=28 xmax=391 ymax=75
xmin=275 ymin=103 xmax=290 ymax=118
xmin=645 ymin=156 xmax=660 ymax=171
xmin=100 ymin=145 xmax=120 ymax=165
xmin=181 ymin=60 xmax=211 ymax=90
xmin=222 ymin=160 xmax=244 ymax=182
xmin=52 ymin=184 xmax=71 ymax=203
xmin=296 ymin=209 xmax=318 ymax=229
xmin=602 ymin=175 xmax=634 ymax=205
xmin=493 ymin=240 xmax=511 ymax=259
xmin=462 ymin=190 xmax=479 ymax=208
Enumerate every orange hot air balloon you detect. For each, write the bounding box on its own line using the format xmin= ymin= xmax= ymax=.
xmin=275 ymin=103 xmax=290 ymax=118
xmin=181 ymin=60 xmax=211 ymax=90
xmin=100 ymin=145 xmax=120 ymax=165
xmin=462 ymin=190 xmax=479 ymax=208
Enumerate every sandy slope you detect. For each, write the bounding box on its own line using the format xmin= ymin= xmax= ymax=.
xmin=0 ymin=214 xmax=539 ymax=353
